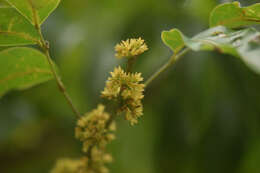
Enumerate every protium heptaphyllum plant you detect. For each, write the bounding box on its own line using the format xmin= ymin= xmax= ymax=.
xmin=53 ymin=38 xmax=147 ymax=173
xmin=0 ymin=1 xmax=260 ymax=173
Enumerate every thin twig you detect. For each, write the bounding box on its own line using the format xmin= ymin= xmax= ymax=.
xmin=35 ymin=23 xmax=81 ymax=119
xmin=145 ymin=48 xmax=190 ymax=86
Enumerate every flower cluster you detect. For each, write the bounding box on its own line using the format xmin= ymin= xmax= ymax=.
xmin=50 ymin=158 xmax=86 ymax=173
xmin=75 ymin=104 xmax=116 ymax=152
xmin=85 ymin=146 xmax=113 ymax=173
xmin=115 ymin=37 xmax=148 ymax=59
xmin=50 ymin=152 xmax=112 ymax=173
xmin=101 ymin=66 xmax=145 ymax=125
xmin=68 ymin=104 xmax=115 ymax=173
xmin=51 ymin=37 xmax=147 ymax=173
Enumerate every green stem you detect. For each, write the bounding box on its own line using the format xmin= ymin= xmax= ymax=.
xmin=126 ymin=56 xmax=137 ymax=73
xmin=35 ymin=24 xmax=81 ymax=119
xmin=145 ymin=48 xmax=190 ymax=86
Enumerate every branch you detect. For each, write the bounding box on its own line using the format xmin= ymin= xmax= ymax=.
xmin=35 ymin=23 xmax=81 ymax=119
xmin=145 ymin=48 xmax=190 ymax=86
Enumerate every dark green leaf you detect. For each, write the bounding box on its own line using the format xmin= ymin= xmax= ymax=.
xmin=0 ymin=47 xmax=54 ymax=97
xmin=210 ymin=2 xmax=260 ymax=28
xmin=5 ymin=0 xmax=61 ymax=26
xmin=0 ymin=7 xmax=40 ymax=46
xmin=162 ymin=26 xmax=260 ymax=74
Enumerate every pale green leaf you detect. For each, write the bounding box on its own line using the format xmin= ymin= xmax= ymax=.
xmin=0 ymin=47 xmax=54 ymax=97
xmin=162 ymin=26 xmax=260 ymax=74
xmin=161 ymin=29 xmax=185 ymax=54
xmin=0 ymin=7 xmax=40 ymax=46
xmin=210 ymin=2 xmax=260 ymax=28
xmin=5 ymin=0 xmax=61 ymax=26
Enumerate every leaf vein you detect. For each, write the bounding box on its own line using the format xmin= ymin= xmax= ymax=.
xmin=0 ymin=68 xmax=52 ymax=85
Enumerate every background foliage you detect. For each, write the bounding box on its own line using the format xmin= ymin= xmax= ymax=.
xmin=1 ymin=0 xmax=260 ymax=173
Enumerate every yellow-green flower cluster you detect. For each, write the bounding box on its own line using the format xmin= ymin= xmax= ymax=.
xmin=72 ymin=104 xmax=116 ymax=173
xmin=50 ymin=158 xmax=86 ymax=173
xmin=86 ymin=146 xmax=113 ymax=173
xmin=75 ymin=104 xmax=116 ymax=152
xmin=50 ymin=152 xmax=112 ymax=173
xmin=51 ymin=37 xmax=148 ymax=173
xmin=115 ymin=37 xmax=148 ymax=59
xmin=101 ymin=66 xmax=145 ymax=125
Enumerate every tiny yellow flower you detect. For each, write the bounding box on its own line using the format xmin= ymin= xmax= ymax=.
xmin=115 ymin=37 xmax=148 ymax=59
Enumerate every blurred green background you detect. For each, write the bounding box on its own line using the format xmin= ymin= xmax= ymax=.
xmin=1 ymin=0 xmax=260 ymax=172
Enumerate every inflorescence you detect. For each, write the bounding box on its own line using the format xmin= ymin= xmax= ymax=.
xmin=50 ymin=158 xmax=86 ymax=173
xmin=75 ymin=104 xmax=116 ymax=152
xmin=101 ymin=66 xmax=145 ymax=125
xmin=50 ymin=37 xmax=147 ymax=173
xmin=51 ymin=105 xmax=115 ymax=173
xmin=115 ymin=37 xmax=148 ymax=59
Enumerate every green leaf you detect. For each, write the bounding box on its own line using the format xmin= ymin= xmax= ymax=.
xmin=0 ymin=47 xmax=54 ymax=97
xmin=5 ymin=0 xmax=61 ymax=26
xmin=0 ymin=47 xmax=9 ymax=52
xmin=0 ymin=0 xmax=10 ymax=7
xmin=162 ymin=26 xmax=260 ymax=74
xmin=210 ymin=2 xmax=260 ymax=28
xmin=0 ymin=7 xmax=40 ymax=46
xmin=161 ymin=29 xmax=185 ymax=54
